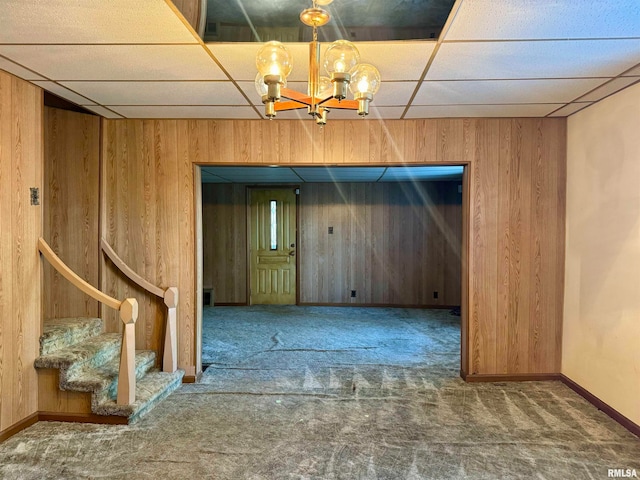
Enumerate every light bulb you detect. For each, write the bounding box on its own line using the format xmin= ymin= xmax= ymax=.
xmin=256 ymin=41 xmax=291 ymax=102
xmin=323 ymin=40 xmax=359 ymax=75
xmin=349 ymin=64 xmax=381 ymax=96
xmin=256 ymin=41 xmax=293 ymax=79
xmin=323 ymin=40 xmax=360 ymax=100
xmin=349 ymin=64 xmax=381 ymax=116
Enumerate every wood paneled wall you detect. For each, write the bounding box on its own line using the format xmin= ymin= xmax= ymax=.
xmin=101 ymin=120 xmax=195 ymax=375
xmin=43 ymin=107 xmax=100 ymax=319
xmin=202 ymin=181 xmax=461 ymax=306
xmin=469 ymin=120 xmax=565 ymax=375
xmin=299 ymin=182 xmax=461 ymax=305
xmin=202 ymin=184 xmax=247 ymax=304
xmin=0 ymin=71 xmax=43 ymax=433
xmin=102 ymin=118 xmax=566 ymax=377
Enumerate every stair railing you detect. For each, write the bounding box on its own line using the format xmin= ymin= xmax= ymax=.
xmin=38 ymin=237 xmax=137 ymax=406
xmin=100 ymin=238 xmax=178 ymax=374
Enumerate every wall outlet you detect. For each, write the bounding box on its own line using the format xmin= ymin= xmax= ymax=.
xmin=328 ymin=226 xmax=334 ymax=234
xmin=351 ymin=290 xmax=356 ymax=298
xmin=433 ymin=291 xmax=438 ymax=299
xmin=30 ymin=187 xmax=40 ymax=206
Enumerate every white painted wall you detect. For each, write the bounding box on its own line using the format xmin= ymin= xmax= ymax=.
xmin=563 ymin=81 xmax=640 ymax=426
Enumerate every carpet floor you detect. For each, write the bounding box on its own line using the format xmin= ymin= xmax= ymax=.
xmin=0 ymin=306 xmax=638 ymax=479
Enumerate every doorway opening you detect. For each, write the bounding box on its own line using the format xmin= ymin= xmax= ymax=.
xmin=195 ymin=164 xmax=468 ymax=377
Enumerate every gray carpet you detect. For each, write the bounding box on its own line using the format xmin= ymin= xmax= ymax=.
xmin=1 ymin=306 xmax=638 ymax=479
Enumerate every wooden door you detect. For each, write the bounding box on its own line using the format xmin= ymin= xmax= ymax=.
xmin=249 ymin=188 xmax=297 ymax=304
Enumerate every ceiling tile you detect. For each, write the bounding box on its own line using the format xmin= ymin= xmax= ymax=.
xmin=576 ymin=77 xmax=640 ymax=102
xmin=547 ymin=103 xmax=592 ymax=117
xmin=427 ymin=40 xmax=640 ymax=80
xmin=82 ymin=105 xmax=124 ymax=119
xmin=236 ymin=82 xmax=266 ymax=107
xmin=110 ymin=105 xmax=260 ymax=119
xmin=414 ymin=78 xmax=606 ymax=105
xmin=201 ymin=167 xmax=301 ymax=183
xmin=405 ymin=104 xmax=563 ymax=118
xmin=621 ymin=63 xmax=640 ymax=76
xmin=32 ymin=81 xmax=96 ymax=105
xmin=199 ymin=166 xmax=464 ymax=184
xmin=366 ymin=106 xmax=405 ymax=120
xmin=294 ymin=167 xmax=386 ymax=182
xmin=322 ymin=109 xmax=367 ymax=120
xmin=0 ymin=45 xmax=226 ymax=81
xmin=201 ymin=176 xmax=231 ymax=184
xmin=207 ymin=43 xmax=314 ymax=82
xmin=445 ymin=0 xmax=640 ymax=41
xmin=354 ymin=42 xmax=436 ymax=81
xmin=0 ymin=57 xmax=45 ymax=81
xmin=61 ymin=81 xmax=249 ymax=106
xmin=365 ymin=81 xmax=418 ymax=107
xmin=0 ymin=0 xmax=197 ymax=44
xmin=381 ymin=166 xmax=464 ymax=182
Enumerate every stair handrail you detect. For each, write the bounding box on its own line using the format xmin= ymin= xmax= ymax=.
xmin=100 ymin=238 xmax=178 ymax=374
xmin=38 ymin=237 xmax=137 ymax=406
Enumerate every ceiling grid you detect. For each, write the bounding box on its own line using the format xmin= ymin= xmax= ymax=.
xmin=0 ymin=0 xmax=637 ymax=120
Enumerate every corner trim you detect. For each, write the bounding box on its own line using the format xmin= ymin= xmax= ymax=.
xmin=560 ymin=374 xmax=640 ymax=438
xmin=39 ymin=412 xmax=128 ymax=425
xmin=182 ymin=372 xmax=202 ymax=384
xmin=465 ymin=373 xmax=561 ymax=383
xmin=0 ymin=412 xmax=39 ymax=443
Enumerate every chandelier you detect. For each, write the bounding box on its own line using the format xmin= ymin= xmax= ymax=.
xmin=254 ymin=0 xmax=381 ymax=126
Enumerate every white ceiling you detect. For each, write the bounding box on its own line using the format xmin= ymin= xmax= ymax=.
xmin=201 ymin=166 xmax=464 ymax=183
xmin=0 ymin=0 xmax=638 ymax=120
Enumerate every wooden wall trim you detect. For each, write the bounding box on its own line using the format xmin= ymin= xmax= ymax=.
xmin=0 ymin=413 xmax=39 ymax=443
xmin=298 ymin=303 xmax=460 ymax=309
xmin=560 ymin=374 xmax=640 ymax=439
xmin=465 ymin=373 xmax=562 ymax=382
xmin=38 ymin=412 xmax=128 ymax=425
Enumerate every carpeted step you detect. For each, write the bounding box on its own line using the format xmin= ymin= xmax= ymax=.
xmin=40 ymin=317 xmax=103 ymax=356
xmin=64 ymin=349 xmax=156 ymax=397
xmin=94 ymin=369 xmax=185 ymax=423
xmin=35 ymin=332 xmax=122 ymax=386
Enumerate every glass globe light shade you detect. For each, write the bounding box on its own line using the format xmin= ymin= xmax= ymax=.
xmin=315 ymin=0 xmax=333 ymax=5
xmin=309 ymin=76 xmax=332 ymax=97
xmin=349 ymin=63 xmax=381 ymax=97
xmin=323 ymin=40 xmax=360 ymax=75
xmin=256 ymin=41 xmax=293 ymax=79
xmin=255 ymin=72 xmax=269 ymax=97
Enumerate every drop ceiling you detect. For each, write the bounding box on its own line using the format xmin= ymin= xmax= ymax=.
xmin=0 ymin=0 xmax=638 ymax=120
xmin=201 ymin=166 xmax=464 ymax=183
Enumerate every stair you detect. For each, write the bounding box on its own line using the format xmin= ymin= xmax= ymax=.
xmin=36 ymin=317 xmax=184 ymax=423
